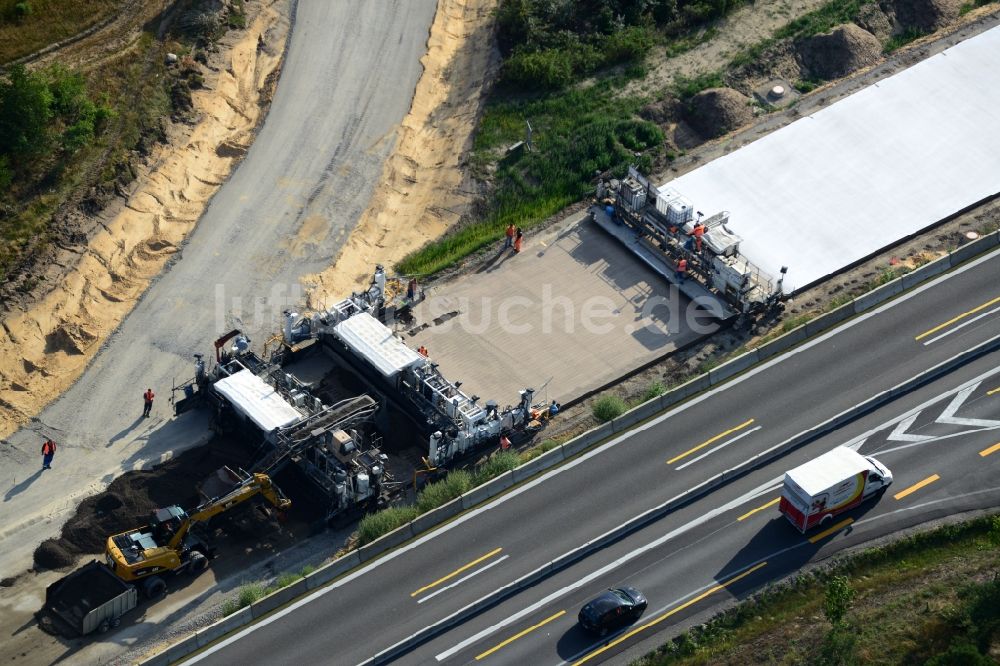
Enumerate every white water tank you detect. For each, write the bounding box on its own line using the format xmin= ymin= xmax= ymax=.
xmin=355 ymin=473 xmax=370 ymax=496
xmin=667 ymin=198 xmax=693 ymax=225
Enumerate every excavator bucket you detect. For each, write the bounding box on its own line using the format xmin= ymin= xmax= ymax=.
xmin=198 ymin=466 xmax=246 ymax=503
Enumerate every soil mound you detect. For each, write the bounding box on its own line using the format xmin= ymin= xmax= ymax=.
xmin=32 ymin=439 xmax=248 ymax=569
xmin=34 ymin=539 xmax=78 ymax=570
xmin=894 ymin=0 xmax=962 ymax=32
xmin=639 ymin=97 xmax=683 ymax=125
xmin=800 ymin=24 xmax=882 ymax=80
xmin=686 ymin=88 xmax=753 ymax=138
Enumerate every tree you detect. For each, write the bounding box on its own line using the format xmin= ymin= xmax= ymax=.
xmin=823 ymin=575 xmax=855 ymax=626
xmin=0 ymin=64 xmax=53 ymax=161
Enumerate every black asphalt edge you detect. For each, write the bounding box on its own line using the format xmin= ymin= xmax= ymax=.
xmin=365 ymin=332 xmax=1000 ymax=665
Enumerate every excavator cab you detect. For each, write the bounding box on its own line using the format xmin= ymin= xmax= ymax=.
xmin=150 ymin=506 xmax=187 ymax=545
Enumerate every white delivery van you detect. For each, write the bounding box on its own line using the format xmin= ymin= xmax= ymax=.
xmin=779 ymin=446 xmax=893 ymax=532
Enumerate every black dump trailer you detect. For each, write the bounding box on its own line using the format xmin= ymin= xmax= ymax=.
xmin=44 ymin=561 xmax=138 ymax=636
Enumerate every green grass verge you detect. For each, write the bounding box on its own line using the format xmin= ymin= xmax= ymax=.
xmin=397 ymin=80 xmax=661 ymax=277
xmin=0 ymin=0 xmax=123 ymax=64
xmin=592 ymin=394 xmax=628 ymax=422
xmin=632 ymin=514 xmax=1000 ymax=666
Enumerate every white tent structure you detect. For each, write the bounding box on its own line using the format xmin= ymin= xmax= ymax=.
xmin=665 ymin=26 xmax=1000 ymax=292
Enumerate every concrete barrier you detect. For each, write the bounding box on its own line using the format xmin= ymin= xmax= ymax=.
xmin=410 ymin=497 xmax=463 ymax=535
xmin=949 ymin=231 xmax=1000 ymax=265
xmin=196 ymin=606 xmax=253 ymax=647
xmin=460 ymin=471 xmax=514 ymax=510
xmin=804 ymin=304 xmax=854 ymax=338
xmin=853 ymin=278 xmax=903 ymax=313
xmin=901 ymin=257 xmax=949 ymax=290
xmin=756 ymin=327 xmax=808 ymax=362
xmin=512 ymin=447 xmax=565 ymax=483
xmin=251 ymin=578 xmax=307 ymax=619
xmin=560 ymin=421 xmax=613 ymax=458
xmin=142 ymin=634 xmax=199 ymax=666
xmin=661 ymin=373 xmax=710 ymax=408
xmin=708 ymin=350 xmax=760 ymax=386
xmin=357 ymin=522 xmax=415 ymax=563
xmin=305 ymin=550 xmax=361 ymax=590
xmin=612 ymin=397 xmax=663 ymax=432
xmin=363 ymin=332 xmax=1000 ymax=666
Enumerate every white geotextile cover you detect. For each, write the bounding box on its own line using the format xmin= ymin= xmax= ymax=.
xmin=333 ymin=312 xmax=424 ymax=378
xmin=664 ymin=26 xmax=1000 ymax=292
xmin=214 ymin=369 xmax=302 ymax=432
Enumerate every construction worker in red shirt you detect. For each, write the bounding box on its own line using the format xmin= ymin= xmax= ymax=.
xmin=503 ymin=223 xmax=515 ymax=250
xmin=676 ymin=257 xmax=688 ymax=284
xmin=42 ymin=439 xmax=56 ymax=470
xmin=143 ymin=388 xmax=155 ymax=418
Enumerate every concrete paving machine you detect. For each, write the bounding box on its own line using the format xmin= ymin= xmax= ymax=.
xmin=594 ymin=166 xmax=787 ymax=327
xmin=105 ymin=471 xmax=290 ymax=599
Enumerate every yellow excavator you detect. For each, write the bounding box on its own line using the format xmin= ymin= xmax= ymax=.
xmin=105 ymin=471 xmax=290 ymax=599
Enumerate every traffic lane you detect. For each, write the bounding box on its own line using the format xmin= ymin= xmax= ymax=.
xmin=414 ymin=361 xmax=1000 ymax=664
xmin=419 ymin=430 xmax=1000 ymax=666
xmin=194 ymin=345 xmax=1000 ymax=666
xmin=194 ymin=264 xmax=1000 ymax=664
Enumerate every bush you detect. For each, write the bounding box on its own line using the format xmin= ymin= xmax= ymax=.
xmin=0 ymin=64 xmax=53 ymax=159
xmin=473 ymin=451 xmax=521 ymax=485
xmin=14 ymin=2 xmax=31 ymax=19
xmin=236 ymin=582 xmax=268 ymax=608
xmin=274 ymin=572 xmax=303 ymax=588
xmin=592 ymin=395 xmax=627 ymax=422
xmin=417 ymin=470 xmax=473 ymax=512
xmin=357 ymin=505 xmax=421 ymax=545
xmin=639 ymin=381 xmax=667 ymax=403
xmin=501 ymin=48 xmax=575 ymax=90
xmin=823 ymin=575 xmax=854 ymax=625
xmin=925 ymin=639 xmax=993 ymax=666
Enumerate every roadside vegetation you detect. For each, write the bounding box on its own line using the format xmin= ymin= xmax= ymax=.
xmin=0 ymin=0 xmax=122 ymax=64
xmin=0 ymin=0 xmax=248 ymax=286
xmin=632 ymin=514 xmax=1000 ymax=666
xmin=398 ymin=0 xmax=758 ymax=277
xmin=220 ymin=564 xmax=317 ymax=615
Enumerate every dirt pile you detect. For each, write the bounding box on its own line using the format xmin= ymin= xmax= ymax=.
xmin=799 ymin=24 xmax=883 ymax=80
xmin=0 ymin=0 xmax=289 ymax=440
xmin=687 ymin=88 xmax=754 ymax=138
xmin=894 ymin=0 xmax=963 ymax=32
xmin=32 ymin=440 xmax=247 ymax=569
xmin=303 ymin=0 xmax=500 ymax=306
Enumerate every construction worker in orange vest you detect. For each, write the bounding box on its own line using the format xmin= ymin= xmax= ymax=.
xmin=417 ymin=345 xmax=428 ymax=357
xmin=143 ymin=388 xmax=155 ymax=418
xmin=692 ymin=223 xmax=705 ymax=252
xmin=676 ymin=257 xmax=688 ymax=284
xmin=42 ymin=439 xmax=57 ymax=470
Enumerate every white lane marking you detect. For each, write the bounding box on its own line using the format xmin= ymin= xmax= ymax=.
xmin=544 ymin=484 xmax=1000 ymax=666
xmin=675 ymin=427 xmax=762 ymax=470
xmin=183 ymin=249 xmax=1000 ymax=665
xmin=887 ymin=414 xmax=933 ymax=442
xmin=840 ymin=366 xmax=1000 ymax=456
xmin=872 ymin=425 xmax=1000 ymax=456
xmin=417 ymin=556 xmax=510 ymax=604
xmin=432 ymin=485 xmax=779 ymax=662
xmin=922 ymin=304 xmax=1000 ymax=345
xmin=937 ymin=385 xmax=1000 ymax=427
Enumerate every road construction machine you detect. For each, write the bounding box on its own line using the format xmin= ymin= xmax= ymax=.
xmin=105 ymin=471 xmax=290 ymax=599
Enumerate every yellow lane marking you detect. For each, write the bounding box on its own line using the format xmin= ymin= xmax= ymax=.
xmin=475 ymin=610 xmax=566 ymax=660
xmin=988 ymin=386 xmax=1000 ymax=396
xmin=737 ymin=497 xmax=781 ymax=521
xmin=572 ymin=562 xmax=768 ymax=666
xmin=893 ymin=474 xmax=941 ymax=500
xmin=980 ymin=442 xmax=1000 ymax=457
xmin=668 ymin=418 xmax=756 ymax=465
xmin=411 ymin=548 xmax=503 ymax=597
xmin=808 ymin=517 xmax=854 ymax=544
xmin=914 ymin=295 xmax=1000 ymax=341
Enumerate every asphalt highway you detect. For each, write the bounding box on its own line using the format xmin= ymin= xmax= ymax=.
xmin=186 ymin=248 xmax=1000 ymax=666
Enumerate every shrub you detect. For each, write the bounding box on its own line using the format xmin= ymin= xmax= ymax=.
xmin=592 ymin=395 xmax=627 ymax=422
xmin=823 ymin=575 xmax=854 ymax=626
xmin=357 ymin=505 xmax=420 ymax=545
xmin=14 ymin=2 xmax=31 ymax=19
xmin=501 ymin=48 xmax=575 ymax=90
xmin=275 ymin=572 xmax=303 ymax=588
xmin=473 ymin=451 xmax=521 ymax=485
xmin=417 ymin=470 xmax=473 ymax=512
xmin=236 ymin=582 xmax=268 ymax=608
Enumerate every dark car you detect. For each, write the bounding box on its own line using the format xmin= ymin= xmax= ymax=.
xmin=578 ymin=587 xmax=648 ymax=636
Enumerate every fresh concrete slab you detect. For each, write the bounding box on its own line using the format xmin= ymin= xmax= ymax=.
xmin=405 ymin=215 xmax=710 ymax=406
